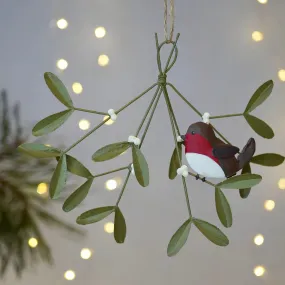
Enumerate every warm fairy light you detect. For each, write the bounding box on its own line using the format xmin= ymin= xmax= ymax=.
xmin=278 ymin=70 xmax=285 ymax=82
xmin=254 ymin=266 xmax=265 ymax=277
xmin=28 ymin=238 xmax=38 ymax=248
xmin=254 ymin=234 xmax=264 ymax=246
xmin=57 ymin=59 xmax=68 ymax=70
xmin=252 ymin=31 xmax=264 ymax=42
xmin=57 ymin=18 xmax=68 ymax=29
xmin=95 ymin=27 xmax=106 ymax=38
xmin=105 ymin=179 xmax=117 ymax=191
xmin=278 ymin=178 xmax=285 ymax=189
xmin=104 ymin=222 xmax=114 ymax=233
xmin=264 ymin=200 xmax=275 ymax=211
xmin=79 ymin=119 xmax=90 ymax=130
xmin=80 ymin=248 xmax=92 ymax=260
xmin=103 ymin=115 xmax=114 ymax=125
xmin=64 ymin=270 xmax=76 ymax=281
xmin=98 ymin=55 xmax=109 ymax=67
xmin=72 ymin=82 xmax=83 ymax=94
xmin=257 ymin=0 xmax=267 ymax=3
xmin=37 ymin=183 xmax=48 ymax=195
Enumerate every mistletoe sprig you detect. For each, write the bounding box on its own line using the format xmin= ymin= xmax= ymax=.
xmin=18 ymin=33 xmax=284 ymax=256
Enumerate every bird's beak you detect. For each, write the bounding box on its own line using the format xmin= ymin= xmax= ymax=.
xmin=181 ymin=135 xmax=186 ymax=141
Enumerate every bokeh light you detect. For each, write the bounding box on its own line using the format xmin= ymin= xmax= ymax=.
xmin=80 ymin=248 xmax=92 ymax=260
xmin=105 ymin=179 xmax=117 ymax=191
xmin=257 ymin=0 xmax=267 ymax=3
xmin=95 ymin=27 xmax=106 ymax=38
xmin=252 ymin=31 xmax=264 ymax=42
xmin=104 ymin=222 xmax=114 ymax=234
xmin=79 ymin=119 xmax=90 ymax=130
xmin=98 ymin=55 xmax=109 ymax=67
xmin=278 ymin=70 xmax=285 ymax=82
xmin=254 ymin=234 xmax=264 ymax=246
xmin=57 ymin=59 xmax=68 ymax=70
xmin=254 ymin=266 xmax=265 ymax=277
xmin=37 ymin=183 xmax=48 ymax=195
xmin=57 ymin=18 xmax=68 ymax=29
xmin=28 ymin=238 xmax=38 ymax=248
xmin=72 ymin=82 xmax=83 ymax=94
xmin=64 ymin=270 xmax=76 ymax=281
xmin=103 ymin=115 xmax=115 ymax=125
xmin=264 ymin=200 xmax=275 ymax=211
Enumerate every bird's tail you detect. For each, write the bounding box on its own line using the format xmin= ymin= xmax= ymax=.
xmin=237 ymin=138 xmax=256 ymax=171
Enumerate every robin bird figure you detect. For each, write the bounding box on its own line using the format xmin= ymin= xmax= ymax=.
xmin=180 ymin=120 xmax=256 ymax=181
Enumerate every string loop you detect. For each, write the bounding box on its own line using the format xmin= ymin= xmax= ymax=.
xmin=164 ymin=0 xmax=175 ymax=43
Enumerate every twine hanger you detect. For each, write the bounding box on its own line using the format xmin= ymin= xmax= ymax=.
xmin=164 ymin=0 xmax=175 ymax=43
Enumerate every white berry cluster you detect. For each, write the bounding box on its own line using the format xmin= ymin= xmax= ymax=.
xmin=202 ymin=112 xmax=210 ymax=124
xmin=128 ymin=135 xmax=141 ymax=146
xmin=177 ymin=165 xmax=189 ymax=177
xmin=108 ymin=109 xmax=117 ymax=121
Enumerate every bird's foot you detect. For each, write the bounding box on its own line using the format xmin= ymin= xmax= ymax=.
xmin=195 ymin=174 xmax=200 ymax=180
xmin=201 ymin=177 xmax=206 ymax=182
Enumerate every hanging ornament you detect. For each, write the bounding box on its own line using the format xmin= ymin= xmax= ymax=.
xmin=18 ymin=0 xmax=285 ymax=256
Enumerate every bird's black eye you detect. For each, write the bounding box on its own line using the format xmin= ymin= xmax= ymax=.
xmin=191 ymin=131 xmax=195 ymax=135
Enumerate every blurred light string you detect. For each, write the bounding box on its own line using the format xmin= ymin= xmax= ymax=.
xmin=164 ymin=0 xmax=175 ymax=43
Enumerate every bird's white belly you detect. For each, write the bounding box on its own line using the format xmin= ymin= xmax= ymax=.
xmin=186 ymin=153 xmax=225 ymax=178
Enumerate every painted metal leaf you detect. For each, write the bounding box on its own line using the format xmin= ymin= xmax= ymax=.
xmin=63 ymin=178 xmax=94 ymax=212
xmin=66 ymin=155 xmax=92 ymax=178
xmin=167 ymin=219 xmax=191 ymax=257
xmin=239 ymin=163 xmax=252 ymax=199
xmin=168 ymin=143 xmax=182 ymax=180
xmin=217 ymin=173 xmax=262 ymax=189
xmin=193 ymin=219 xmax=229 ymax=247
xmin=251 ymin=153 xmax=285 ymax=167
xmin=32 ymin=109 xmax=73 ymax=137
xmin=92 ymin=142 xmax=131 ymax=162
xmin=76 ymin=206 xmax=115 ymax=225
xmin=132 ymin=146 xmax=149 ymax=187
xmin=49 ymin=155 xmax=67 ymax=199
xmin=245 ymin=80 xmax=274 ymax=113
xmin=44 ymin=72 xmax=73 ymax=108
xmin=114 ymin=207 xmax=127 ymax=244
xmin=215 ymin=188 xmax=232 ymax=228
xmin=244 ymin=114 xmax=274 ymax=139
xmin=18 ymin=143 xmax=61 ymax=158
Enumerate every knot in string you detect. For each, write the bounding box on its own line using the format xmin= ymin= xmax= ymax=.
xmin=158 ymin=73 xmax=167 ymax=86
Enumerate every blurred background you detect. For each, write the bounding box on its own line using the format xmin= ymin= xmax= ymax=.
xmin=1 ymin=0 xmax=285 ymax=284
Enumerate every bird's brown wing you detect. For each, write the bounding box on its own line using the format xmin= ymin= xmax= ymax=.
xmin=212 ymin=145 xmax=240 ymax=159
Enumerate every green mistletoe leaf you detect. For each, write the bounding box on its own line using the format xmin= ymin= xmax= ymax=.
xmin=167 ymin=219 xmax=191 ymax=257
xmin=217 ymin=173 xmax=262 ymax=189
xmin=193 ymin=219 xmax=229 ymax=247
xmin=239 ymin=163 xmax=252 ymax=199
xmin=66 ymin=155 xmax=92 ymax=178
xmin=245 ymin=80 xmax=274 ymax=113
xmin=32 ymin=109 xmax=74 ymax=137
xmin=244 ymin=114 xmax=274 ymax=139
xmin=49 ymin=155 xmax=67 ymax=199
xmin=114 ymin=207 xmax=127 ymax=244
xmin=44 ymin=72 xmax=73 ymax=108
xmin=168 ymin=143 xmax=182 ymax=180
xmin=76 ymin=206 xmax=115 ymax=225
xmin=251 ymin=153 xmax=285 ymax=167
xmin=215 ymin=188 xmax=232 ymax=228
xmin=63 ymin=178 xmax=94 ymax=212
xmin=18 ymin=143 xmax=61 ymax=158
xmin=132 ymin=145 xmax=149 ymax=187
xmin=92 ymin=142 xmax=131 ymax=162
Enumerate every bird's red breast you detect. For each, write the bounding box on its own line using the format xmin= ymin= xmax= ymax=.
xmin=184 ymin=133 xmax=219 ymax=163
